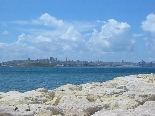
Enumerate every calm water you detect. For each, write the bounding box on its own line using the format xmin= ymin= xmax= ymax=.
xmin=0 ymin=67 xmax=155 ymax=92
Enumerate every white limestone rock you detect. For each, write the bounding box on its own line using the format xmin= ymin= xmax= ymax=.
xmin=0 ymin=88 xmax=53 ymax=106
xmin=64 ymin=109 xmax=90 ymax=116
xmin=0 ymin=104 xmax=63 ymax=116
xmin=35 ymin=109 xmax=53 ymax=116
xmin=92 ymin=101 xmax=155 ymax=116
xmin=0 ymin=74 xmax=155 ymax=115
xmin=58 ymin=96 xmax=108 ymax=115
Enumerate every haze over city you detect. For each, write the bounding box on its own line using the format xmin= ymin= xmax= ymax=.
xmin=0 ymin=0 xmax=155 ymax=62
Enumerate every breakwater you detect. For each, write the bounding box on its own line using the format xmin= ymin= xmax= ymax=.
xmin=0 ymin=74 xmax=155 ymax=115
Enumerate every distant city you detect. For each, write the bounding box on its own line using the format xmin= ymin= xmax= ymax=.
xmin=0 ymin=57 xmax=155 ymax=67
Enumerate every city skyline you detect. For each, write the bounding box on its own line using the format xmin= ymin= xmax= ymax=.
xmin=0 ymin=56 xmax=153 ymax=63
xmin=0 ymin=1 xmax=155 ymax=62
xmin=1 ymin=56 xmax=154 ymax=68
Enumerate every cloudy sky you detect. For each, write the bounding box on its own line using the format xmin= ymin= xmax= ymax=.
xmin=0 ymin=0 xmax=155 ymax=62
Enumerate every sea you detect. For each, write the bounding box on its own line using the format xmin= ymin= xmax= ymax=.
xmin=0 ymin=67 xmax=155 ymax=92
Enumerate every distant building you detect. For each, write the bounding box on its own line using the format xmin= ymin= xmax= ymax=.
xmin=50 ymin=57 xmax=55 ymax=62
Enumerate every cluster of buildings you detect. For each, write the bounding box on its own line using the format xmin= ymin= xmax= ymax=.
xmin=0 ymin=57 xmax=155 ymax=67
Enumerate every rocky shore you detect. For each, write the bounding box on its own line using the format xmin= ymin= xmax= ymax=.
xmin=0 ymin=74 xmax=155 ymax=116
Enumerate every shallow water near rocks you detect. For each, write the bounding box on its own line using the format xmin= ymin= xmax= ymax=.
xmin=0 ymin=67 xmax=155 ymax=92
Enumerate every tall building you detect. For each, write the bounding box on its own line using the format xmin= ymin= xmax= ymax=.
xmin=50 ymin=57 xmax=55 ymax=62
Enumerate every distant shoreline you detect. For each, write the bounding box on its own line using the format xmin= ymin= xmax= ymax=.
xmin=0 ymin=64 xmax=152 ymax=68
xmin=1 ymin=57 xmax=155 ymax=68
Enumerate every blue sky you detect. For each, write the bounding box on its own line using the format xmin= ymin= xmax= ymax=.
xmin=0 ymin=0 xmax=155 ymax=62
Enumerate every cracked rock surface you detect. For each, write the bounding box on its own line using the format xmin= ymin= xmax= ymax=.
xmin=0 ymin=74 xmax=155 ymax=116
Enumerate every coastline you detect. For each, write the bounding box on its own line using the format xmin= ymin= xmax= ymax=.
xmin=0 ymin=73 xmax=155 ymax=116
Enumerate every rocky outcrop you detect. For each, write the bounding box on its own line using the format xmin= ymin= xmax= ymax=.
xmin=0 ymin=73 xmax=155 ymax=115
xmin=92 ymin=101 xmax=155 ymax=116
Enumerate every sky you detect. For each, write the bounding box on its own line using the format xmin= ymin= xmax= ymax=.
xmin=0 ymin=0 xmax=155 ymax=62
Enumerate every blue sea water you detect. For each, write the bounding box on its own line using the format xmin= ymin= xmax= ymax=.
xmin=0 ymin=67 xmax=155 ymax=92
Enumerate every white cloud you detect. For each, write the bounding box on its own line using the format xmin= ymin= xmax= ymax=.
xmin=36 ymin=35 xmax=51 ymax=43
xmin=2 ymin=30 xmax=9 ymax=35
xmin=0 ymin=13 xmax=137 ymax=62
xmin=61 ymin=26 xmax=83 ymax=41
xmin=39 ymin=13 xmax=65 ymax=27
xmin=133 ymin=33 xmax=143 ymax=38
xmin=141 ymin=13 xmax=155 ymax=35
xmin=13 ymin=21 xmax=29 ymax=25
xmin=0 ymin=40 xmax=40 ymax=61
xmin=62 ymin=45 xmax=72 ymax=51
xmin=16 ymin=33 xmax=26 ymax=44
xmin=143 ymin=37 xmax=149 ymax=41
xmin=31 ymin=20 xmax=43 ymax=25
xmin=2 ymin=43 xmax=28 ymax=62
xmin=88 ymin=19 xmax=135 ymax=52
xmin=31 ymin=35 xmax=52 ymax=43
xmin=141 ymin=13 xmax=155 ymax=51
